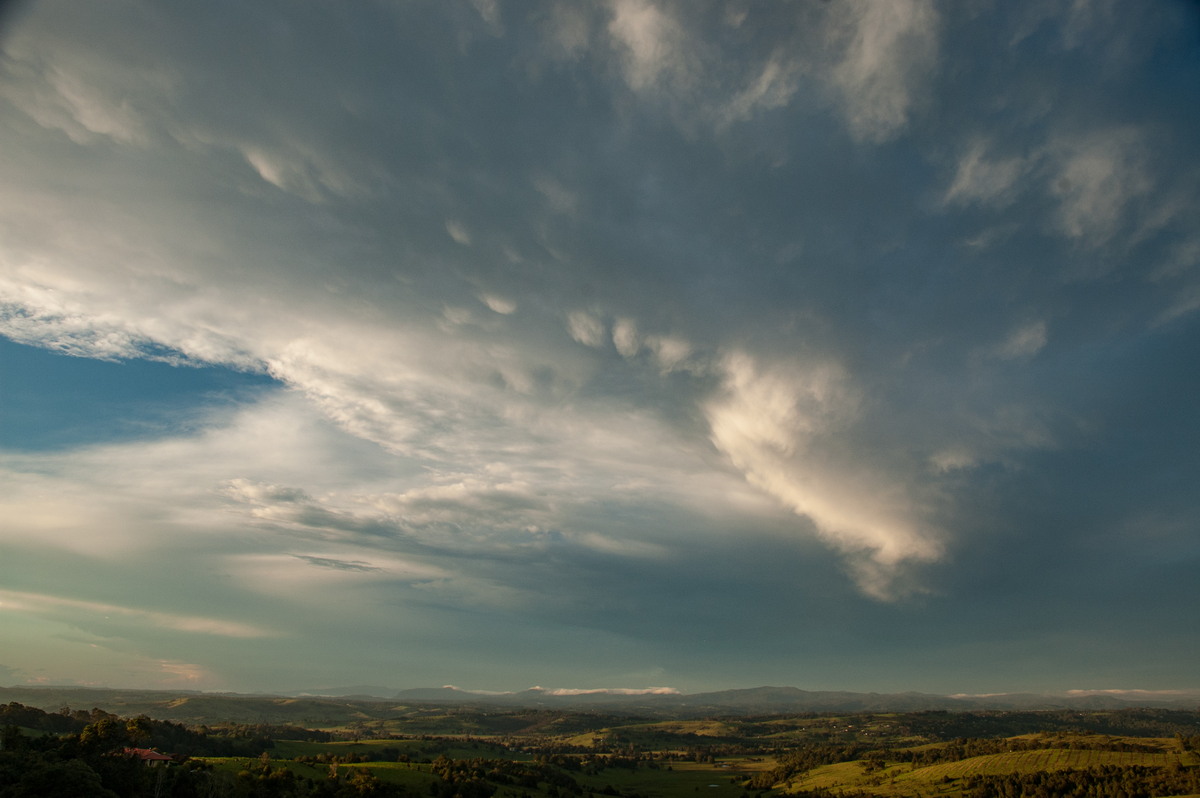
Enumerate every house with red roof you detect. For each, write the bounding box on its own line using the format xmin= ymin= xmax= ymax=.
xmin=123 ymin=747 xmax=174 ymax=766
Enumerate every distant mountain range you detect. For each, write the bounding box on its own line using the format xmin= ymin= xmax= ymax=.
xmin=288 ymin=684 xmax=1200 ymax=713
xmin=3 ymin=683 xmax=1196 ymax=720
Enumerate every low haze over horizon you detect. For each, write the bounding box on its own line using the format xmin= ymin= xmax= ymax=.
xmin=1 ymin=1 xmax=1198 ymax=697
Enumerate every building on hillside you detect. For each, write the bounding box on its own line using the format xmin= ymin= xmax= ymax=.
xmin=123 ymin=747 xmax=174 ymax=767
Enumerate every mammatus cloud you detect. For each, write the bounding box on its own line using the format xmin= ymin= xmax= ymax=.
xmin=588 ymin=0 xmax=942 ymax=139
xmin=0 ymin=49 xmax=157 ymax=146
xmin=0 ymin=0 xmax=1181 ymax=610
xmin=566 ymin=310 xmax=607 ymax=348
xmin=480 ymin=294 xmax=518 ymax=315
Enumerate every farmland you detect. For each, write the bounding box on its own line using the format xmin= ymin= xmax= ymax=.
xmin=2 ymin=697 xmax=1199 ymax=796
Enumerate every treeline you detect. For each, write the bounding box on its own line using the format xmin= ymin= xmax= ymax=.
xmin=0 ymin=703 xmax=644 ymax=798
xmin=901 ymin=709 xmax=1200 ymax=741
xmin=744 ymin=733 xmax=1192 ymax=789
xmin=1 ymin=701 xmax=334 ymax=756
xmin=1 ymin=714 xmax=215 ymax=797
xmin=961 ymin=764 xmax=1200 ymax=797
xmin=904 ymin=735 xmax=1168 ymax=769
xmin=2 ymin=702 xmax=237 ymax=757
xmin=226 ymin=755 xmax=410 ymax=798
xmin=0 ymin=703 xmax=409 ymax=797
xmin=782 ymin=763 xmax=1200 ymax=798
xmin=428 ymin=755 xmax=587 ymax=798
xmin=746 ymin=743 xmax=876 ymax=788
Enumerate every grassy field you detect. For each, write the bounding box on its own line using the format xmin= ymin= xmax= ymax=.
xmin=788 ymin=742 xmax=1192 ymax=797
xmin=266 ymin=736 xmax=522 ymax=760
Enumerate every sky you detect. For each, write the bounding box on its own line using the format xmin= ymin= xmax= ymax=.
xmin=0 ymin=0 xmax=1198 ymax=698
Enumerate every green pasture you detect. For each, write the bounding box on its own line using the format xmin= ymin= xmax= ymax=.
xmin=327 ymin=761 xmax=440 ymax=789
xmin=621 ymin=720 xmax=743 ymax=738
xmin=576 ymin=759 xmax=764 ymax=798
xmin=350 ymin=710 xmax=613 ymax=738
xmin=267 ymin=736 xmax=524 ymax=761
xmin=11 ymin=726 xmax=52 ymax=738
xmin=910 ymin=747 xmax=1179 ymax=778
xmin=559 ymin=730 xmax=609 ymax=747
xmin=786 ymin=745 xmax=1191 ymax=797
xmin=554 ymin=719 xmax=750 ymax=749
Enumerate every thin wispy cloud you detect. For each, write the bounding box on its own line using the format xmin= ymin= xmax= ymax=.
xmin=0 ymin=590 xmax=275 ymax=639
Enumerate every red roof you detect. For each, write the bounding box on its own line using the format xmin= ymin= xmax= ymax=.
xmin=124 ymin=747 xmax=174 ymax=762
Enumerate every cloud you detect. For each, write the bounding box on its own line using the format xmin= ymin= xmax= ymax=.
xmin=294 ymin=555 xmax=382 ymax=573
xmin=720 ymin=53 xmax=802 ymax=128
xmin=0 ymin=589 xmax=275 ymax=639
xmin=0 ymin=1 xmax=1172 ymax=610
xmin=1 ymin=0 xmax=1198 ymax=691
xmin=596 ymin=2 xmax=810 ymax=133
xmin=828 ymin=0 xmax=939 ymax=142
xmin=0 ymin=47 xmax=158 ymax=146
xmin=533 ymin=174 xmax=580 ymax=216
xmin=645 ymin=334 xmax=692 ymax=373
xmin=1159 ymin=282 xmax=1200 ymax=324
xmin=1049 ymin=127 xmax=1152 ymax=246
xmin=535 ymin=2 xmax=602 ymax=63
xmin=928 ymin=448 xmax=977 ymax=474
xmin=0 ymin=663 xmax=24 ymax=684
xmin=238 ymin=144 xmax=363 ymax=201
xmin=607 ymin=0 xmax=691 ymax=93
xmin=228 ymin=554 xmax=447 ymax=600
xmin=705 ymin=352 xmax=941 ymax=599
xmin=0 ymin=393 xmax=380 ymax=555
xmin=480 ymin=294 xmax=517 ymax=315
xmin=944 ymin=140 xmax=1028 ymax=208
xmin=994 ymin=321 xmax=1048 ymax=360
xmin=566 ymin=310 xmax=606 ymax=348
xmin=471 ymin=0 xmax=503 ymax=33
xmin=597 ymin=0 xmax=942 ymax=141
xmin=0 ymin=284 xmax=182 ymax=363
xmin=543 ymin=686 xmax=681 ymax=696
xmin=612 ymin=317 xmax=640 ymax=358
xmin=445 ymin=219 xmax=473 ymax=246
xmin=1065 ymin=688 xmax=1200 ymax=699
xmin=224 ymin=479 xmax=312 ymax=506
xmin=159 ymin=661 xmax=212 ymax=684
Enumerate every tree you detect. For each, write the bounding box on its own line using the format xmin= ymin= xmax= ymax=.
xmin=3 ymin=756 xmax=120 ymax=798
